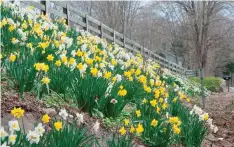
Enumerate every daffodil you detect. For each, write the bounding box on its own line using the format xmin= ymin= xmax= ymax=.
xmin=124 ymin=119 xmax=130 ymax=126
xmin=118 ymin=89 xmax=127 ymax=96
xmin=90 ymin=68 xmax=98 ymax=77
xmin=47 ymin=54 xmax=54 ymax=61
xmin=9 ymin=54 xmax=16 ymax=62
xmin=0 ymin=127 xmax=8 ymax=138
xmin=150 ymin=99 xmax=157 ymax=107
xmin=119 ymin=127 xmax=126 ymax=135
xmin=172 ymin=124 xmax=180 ymax=134
xmin=42 ymin=114 xmax=50 ymax=123
xmin=11 ymin=107 xmax=24 ymax=118
xmin=55 ymin=60 xmax=62 ymax=67
xmin=8 ymin=134 xmax=17 ymax=145
xmin=41 ymin=77 xmax=50 ymax=84
xmin=8 ymin=120 xmax=20 ymax=132
xmin=104 ymin=71 xmax=112 ymax=79
xmin=26 ymin=130 xmax=40 ymax=144
xmin=136 ymin=123 xmax=144 ymax=134
xmin=54 ymin=121 xmax=62 ymax=131
xmin=142 ymin=98 xmax=147 ymax=104
xmin=154 ymin=89 xmax=160 ymax=98
xmin=76 ymin=50 xmax=83 ymax=57
xmin=130 ymin=125 xmax=135 ymax=133
xmin=151 ymin=119 xmax=158 ymax=127
xmin=136 ymin=110 xmax=141 ymax=117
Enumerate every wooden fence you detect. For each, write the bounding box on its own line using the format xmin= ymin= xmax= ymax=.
xmin=19 ymin=0 xmax=186 ymax=74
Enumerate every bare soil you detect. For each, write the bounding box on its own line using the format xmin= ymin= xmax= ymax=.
xmin=200 ymin=88 xmax=234 ymax=147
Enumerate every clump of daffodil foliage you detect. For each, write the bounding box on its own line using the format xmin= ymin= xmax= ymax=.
xmin=1 ymin=1 xmax=216 ymax=147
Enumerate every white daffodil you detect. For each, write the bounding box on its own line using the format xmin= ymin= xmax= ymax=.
xmin=59 ymin=109 xmax=68 ymax=120
xmin=26 ymin=130 xmax=40 ymax=144
xmin=8 ymin=120 xmax=20 ymax=133
xmin=76 ymin=113 xmax=84 ymax=125
xmin=0 ymin=127 xmax=8 ymax=138
xmin=34 ymin=123 xmax=45 ymax=137
xmin=116 ymin=74 xmax=122 ymax=82
xmin=8 ymin=134 xmax=17 ymax=145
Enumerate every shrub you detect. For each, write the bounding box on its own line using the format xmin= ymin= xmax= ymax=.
xmin=189 ymin=77 xmax=222 ymax=92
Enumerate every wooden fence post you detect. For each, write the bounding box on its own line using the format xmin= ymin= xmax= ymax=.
xmin=113 ymin=30 xmax=115 ymax=43
xmin=123 ymin=36 xmax=125 ymax=48
xmin=85 ymin=15 xmax=89 ymax=31
xmin=44 ymin=0 xmax=49 ymax=15
xmin=100 ymin=23 xmax=103 ymax=38
xmin=66 ymin=4 xmax=70 ymax=26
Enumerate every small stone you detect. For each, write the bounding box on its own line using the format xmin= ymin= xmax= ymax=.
xmin=227 ymin=131 xmax=234 ymax=135
xmin=220 ymin=140 xmax=234 ymax=147
xmin=222 ymin=134 xmax=228 ymax=138
xmin=202 ymin=139 xmax=212 ymax=147
xmin=206 ymin=134 xmax=218 ymax=142
xmin=211 ymin=143 xmax=220 ymax=147
xmin=42 ymin=108 xmax=57 ymax=116
xmin=231 ymin=115 xmax=234 ymax=120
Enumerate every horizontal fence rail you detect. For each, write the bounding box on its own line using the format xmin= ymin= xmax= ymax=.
xmin=18 ymin=0 xmax=186 ymax=74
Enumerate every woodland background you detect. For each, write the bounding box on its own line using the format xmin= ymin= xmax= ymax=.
xmin=67 ymin=1 xmax=234 ymax=77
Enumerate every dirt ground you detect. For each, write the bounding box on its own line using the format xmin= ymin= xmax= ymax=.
xmin=201 ymin=88 xmax=234 ymax=147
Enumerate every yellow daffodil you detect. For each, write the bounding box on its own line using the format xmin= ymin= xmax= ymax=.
xmin=162 ymin=103 xmax=167 ymax=110
xmin=42 ymin=114 xmax=50 ymax=123
xmin=136 ymin=123 xmax=144 ymax=134
xmin=154 ymin=89 xmax=160 ymax=98
xmin=90 ymin=68 xmax=98 ymax=76
xmin=172 ymin=124 xmax=180 ymax=134
xmin=139 ymin=75 xmax=147 ymax=84
xmin=11 ymin=107 xmax=24 ymax=118
xmin=150 ymin=99 xmax=157 ymax=107
xmin=85 ymin=58 xmax=93 ymax=65
xmin=151 ymin=119 xmax=158 ymax=127
xmin=76 ymin=50 xmax=83 ymax=57
xmin=203 ymin=113 xmax=209 ymax=121
xmin=159 ymin=98 xmax=164 ymax=103
xmin=54 ymin=121 xmax=62 ymax=131
xmin=156 ymin=106 xmax=160 ymax=113
xmin=119 ymin=127 xmax=126 ymax=135
xmin=136 ymin=110 xmax=141 ymax=117
xmin=169 ymin=117 xmax=181 ymax=126
xmin=173 ymin=97 xmax=178 ymax=103
xmin=9 ymin=24 xmax=15 ymax=32
xmin=135 ymin=68 xmax=141 ymax=76
xmin=186 ymin=98 xmax=191 ymax=103
xmin=69 ymin=57 xmax=75 ymax=65
xmin=118 ymin=89 xmax=127 ymax=96
xmin=104 ymin=71 xmax=112 ymax=79
xmin=34 ymin=63 xmax=49 ymax=72
xmin=9 ymin=54 xmax=16 ymax=62
xmin=55 ymin=60 xmax=62 ymax=67
xmin=41 ymin=77 xmax=50 ymax=84
xmin=47 ymin=54 xmax=54 ymax=61
xmin=130 ymin=125 xmax=135 ymax=133
xmin=142 ymin=98 xmax=147 ymax=104
xmin=124 ymin=119 xmax=130 ymax=126
xmin=61 ymin=56 xmax=67 ymax=63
